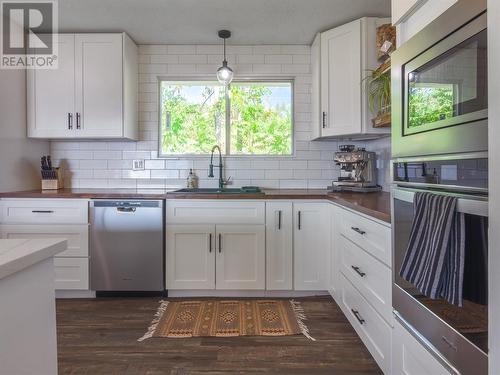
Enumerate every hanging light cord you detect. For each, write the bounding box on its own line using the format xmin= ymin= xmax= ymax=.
xmin=223 ymin=38 xmax=227 ymax=64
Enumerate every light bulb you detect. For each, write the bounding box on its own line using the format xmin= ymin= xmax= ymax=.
xmin=217 ymin=62 xmax=233 ymax=85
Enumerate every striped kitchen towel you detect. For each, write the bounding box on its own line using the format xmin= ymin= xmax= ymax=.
xmin=400 ymin=192 xmax=466 ymax=306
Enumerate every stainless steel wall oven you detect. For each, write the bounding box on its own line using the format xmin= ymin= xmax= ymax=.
xmin=392 ymin=155 xmax=488 ymax=374
xmin=391 ymin=0 xmax=487 ymax=158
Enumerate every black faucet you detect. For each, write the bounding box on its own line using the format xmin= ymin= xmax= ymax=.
xmin=208 ymin=145 xmax=230 ymax=190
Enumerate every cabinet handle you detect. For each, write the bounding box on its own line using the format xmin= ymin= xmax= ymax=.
xmin=209 ymin=233 xmax=212 ymax=253
xmin=32 ymin=210 xmax=54 ymax=213
xmin=298 ymin=211 xmax=301 ymax=230
xmin=68 ymin=113 xmax=73 ymax=130
xmin=76 ymin=112 xmax=81 ymax=129
xmin=351 ymin=265 xmax=366 ymax=277
xmin=218 ymin=233 xmax=222 ymax=253
xmin=351 ymin=309 xmax=365 ymax=325
xmin=322 ymin=111 xmax=327 ymax=128
xmin=278 ymin=210 xmax=282 ymax=230
xmin=351 ymin=227 xmax=366 ymax=235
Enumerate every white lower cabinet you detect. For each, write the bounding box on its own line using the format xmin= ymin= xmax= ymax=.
xmin=265 ymin=202 xmax=293 ymax=290
xmin=293 ymin=202 xmax=330 ymax=290
xmin=165 ymin=221 xmax=265 ymax=290
xmin=166 ymin=224 xmax=216 ymax=290
xmin=53 ymin=258 xmax=89 ymax=290
xmin=392 ymin=319 xmax=453 ymax=375
xmin=216 ymin=225 xmax=265 ymax=290
xmin=0 ymin=200 xmax=90 ymax=291
xmin=340 ymin=273 xmax=392 ymax=374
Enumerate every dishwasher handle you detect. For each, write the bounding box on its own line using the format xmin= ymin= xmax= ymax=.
xmin=117 ymin=206 xmax=136 ymax=213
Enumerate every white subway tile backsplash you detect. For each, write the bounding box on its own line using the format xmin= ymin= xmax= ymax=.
xmin=50 ymin=44 xmax=370 ymax=190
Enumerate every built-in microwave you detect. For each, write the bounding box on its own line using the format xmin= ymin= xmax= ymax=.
xmin=391 ymin=0 xmax=487 ymax=158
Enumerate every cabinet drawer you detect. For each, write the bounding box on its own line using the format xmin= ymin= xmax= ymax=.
xmin=54 ymin=257 xmax=89 ymax=290
xmin=339 ymin=235 xmax=392 ymax=323
xmin=0 ymin=199 xmax=88 ymax=224
xmin=340 ymin=274 xmax=391 ymax=374
xmin=166 ymin=201 xmax=265 ymax=224
xmin=0 ymin=224 xmax=88 ymax=257
xmin=392 ymin=319 xmax=453 ymax=375
xmin=339 ymin=208 xmax=391 ymax=266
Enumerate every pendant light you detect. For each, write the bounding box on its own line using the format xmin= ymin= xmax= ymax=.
xmin=216 ymin=30 xmax=233 ymax=85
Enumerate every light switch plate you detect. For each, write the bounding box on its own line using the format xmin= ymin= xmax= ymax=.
xmin=133 ymin=159 xmax=145 ymax=170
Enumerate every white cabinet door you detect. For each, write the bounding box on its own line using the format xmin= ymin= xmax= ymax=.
xmin=293 ymin=203 xmax=330 ymax=290
xmin=320 ymin=19 xmax=362 ymax=137
xmin=329 ymin=205 xmax=340 ymax=298
xmin=166 ymin=225 xmax=215 ymax=290
xmin=28 ymin=34 xmax=75 ymax=138
xmin=392 ymin=319 xmax=453 ymax=375
xmin=53 ymin=257 xmax=89 ymax=290
xmin=266 ymin=202 xmax=293 ymax=290
xmin=74 ymin=34 xmax=123 ymax=138
xmin=216 ymin=225 xmax=265 ymax=290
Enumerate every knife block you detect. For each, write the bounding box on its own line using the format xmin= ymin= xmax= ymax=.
xmin=41 ymin=168 xmax=64 ymax=190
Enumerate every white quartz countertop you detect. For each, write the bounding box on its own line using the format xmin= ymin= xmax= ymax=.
xmin=0 ymin=239 xmax=67 ymax=280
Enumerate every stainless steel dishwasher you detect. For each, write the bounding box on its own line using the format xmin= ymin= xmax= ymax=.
xmin=89 ymin=200 xmax=164 ymax=291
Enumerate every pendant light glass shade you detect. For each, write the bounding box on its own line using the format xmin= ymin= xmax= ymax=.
xmin=217 ymin=30 xmax=233 ymax=85
xmin=217 ymin=60 xmax=233 ymax=85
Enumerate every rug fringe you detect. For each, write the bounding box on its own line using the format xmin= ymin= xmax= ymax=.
xmin=138 ymin=300 xmax=169 ymax=342
xmin=290 ymin=300 xmax=316 ymax=341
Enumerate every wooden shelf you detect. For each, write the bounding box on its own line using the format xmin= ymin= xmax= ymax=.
xmin=373 ymin=58 xmax=391 ymax=76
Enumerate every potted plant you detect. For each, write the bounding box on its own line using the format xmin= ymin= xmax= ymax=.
xmin=365 ymin=68 xmax=391 ymax=127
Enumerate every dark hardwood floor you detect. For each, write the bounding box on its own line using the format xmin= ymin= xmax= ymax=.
xmin=56 ymin=296 xmax=382 ymax=375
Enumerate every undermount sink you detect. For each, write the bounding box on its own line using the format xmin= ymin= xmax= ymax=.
xmin=173 ymin=187 xmax=262 ymax=194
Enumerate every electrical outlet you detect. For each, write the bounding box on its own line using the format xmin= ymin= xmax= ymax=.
xmin=133 ymin=159 xmax=145 ymax=170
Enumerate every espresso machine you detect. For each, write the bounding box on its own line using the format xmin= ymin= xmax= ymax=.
xmin=328 ymin=145 xmax=381 ymax=192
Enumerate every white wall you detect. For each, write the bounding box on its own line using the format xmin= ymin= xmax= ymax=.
xmin=0 ymin=69 xmax=49 ymax=192
xmin=488 ymin=0 xmax=499 ymax=373
xmin=50 ymin=44 xmax=391 ymax=191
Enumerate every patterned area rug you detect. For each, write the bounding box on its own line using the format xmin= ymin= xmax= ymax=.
xmin=138 ymin=299 xmax=314 ymax=341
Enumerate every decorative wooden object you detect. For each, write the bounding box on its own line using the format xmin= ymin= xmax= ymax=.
xmin=376 ymin=24 xmax=396 ymax=61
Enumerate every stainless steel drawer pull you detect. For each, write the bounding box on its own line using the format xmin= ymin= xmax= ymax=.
xmin=209 ymin=233 xmax=212 ymax=253
xmin=68 ymin=113 xmax=73 ymax=130
xmin=218 ymin=233 xmax=222 ymax=253
xmin=76 ymin=112 xmax=81 ymax=129
xmin=322 ymin=111 xmax=327 ymax=128
xmin=298 ymin=211 xmax=301 ymax=230
xmin=32 ymin=210 xmax=54 ymax=213
xmin=351 ymin=309 xmax=365 ymax=325
xmin=351 ymin=227 xmax=366 ymax=235
xmin=278 ymin=210 xmax=282 ymax=230
xmin=351 ymin=265 xmax=366 ymax=277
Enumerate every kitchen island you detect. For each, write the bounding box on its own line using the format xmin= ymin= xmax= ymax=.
xmin=0 ymin=238 xmax=67 ymax=375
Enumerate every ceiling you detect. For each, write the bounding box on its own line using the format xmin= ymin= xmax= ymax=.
xmin=56 ymin=0 xmax=391 ymax=45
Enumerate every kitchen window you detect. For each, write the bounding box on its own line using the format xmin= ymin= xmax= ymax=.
xmin=158 ymin=80 xmax=293 ymax=156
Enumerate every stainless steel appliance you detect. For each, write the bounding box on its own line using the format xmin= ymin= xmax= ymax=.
xmin=90 ymin=200 xmax=164 ymax=291
xmin=392 ymin=155 xmax=488 ymax=374
xmin=391 ymin=0 xmax=487 ymax=158
xmin=329 ymin=145 xmax=381 ymax=192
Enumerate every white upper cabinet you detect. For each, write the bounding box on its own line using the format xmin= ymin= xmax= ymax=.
xmin=27 ymin=35 xmax=75 ymax=138
xmin=27 ymin=33 xmax=138 ymax=140
xmin=311 ymin=17 xmax=391 ymax=140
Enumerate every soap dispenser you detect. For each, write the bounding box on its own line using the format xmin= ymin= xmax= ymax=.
xmin=186 ymin=169 xmax=197 ymax=188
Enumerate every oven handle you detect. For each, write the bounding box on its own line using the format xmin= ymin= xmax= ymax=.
xmin=393 ymin=311 xmax=460 ymax=375
xmin=393 ymin=187 xmax=488 ymax=217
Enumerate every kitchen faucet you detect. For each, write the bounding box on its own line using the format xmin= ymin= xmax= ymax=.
xmin=208 ymin=145 xmax=230 ymax=190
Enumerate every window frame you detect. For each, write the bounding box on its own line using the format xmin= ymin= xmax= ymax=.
xmin=157 ymin=77 xmax=295 ymax=158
